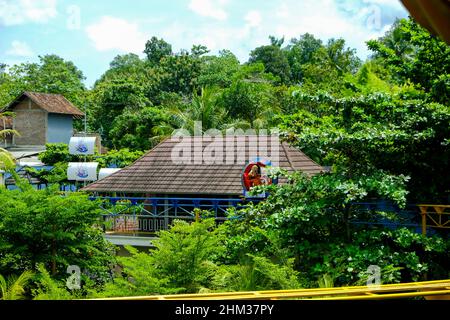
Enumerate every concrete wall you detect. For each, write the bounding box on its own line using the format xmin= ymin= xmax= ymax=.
xmin=12 ymin=99 xmax=47 ymax=146
xmin=47 ymin=113 xmax=73 ymax=144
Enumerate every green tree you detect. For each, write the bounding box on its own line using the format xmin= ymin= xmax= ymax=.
xmin=0 ymin=111 xmax=18 ymax=141
xmin=285 ymin=33 xmax=323 ymax=83
xmin=168 ymin=87 xmax=230 ymax=133
xmin=281 ymin=91 xmax=450 ymax=201
xmin=219 ymin=78 xmax=279 ymax=128
xmin=367 ymin=17 xmax=450 ymax=103
xmin=144 ymin=36 xmax=173 ymax=65
xmin=197 ymin=50 xmax=241 ymax=88
xmin=32 ymin=264 xmax=78 ymax=300
xmin=325 ymin=38 xmax=361 ymax=76
xmin=8 ymin=55 xmax=86 ymax=105
xmin=96 ymin=219 xmax=223 ymax=296
xmin=109 ymin=53 xmax=144 ymax=71
xmin=0 ymin=113 xmax=20 ymax=183
xmin=0 ymin=186 xmax=116 ymax=280
xmin=249 ymin=37 xmax=291 ymax=85
xmin=0 ymin=66 xmax=18 ymax=107
xmin=89 ymin=76 xmax=152 ymax=147
xmin=157 ymin=50 xmax=203 ymax=95
xmin=96 ymin=148 xmax=144 ymax=168
xmin=226 ymin=169 xmax=448 ymax=286
xmin=109 ymin=107 xmax=169 ymax=150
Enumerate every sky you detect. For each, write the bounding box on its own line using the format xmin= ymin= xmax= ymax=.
xmin=0 ymin=0 xmax=409 ymax=87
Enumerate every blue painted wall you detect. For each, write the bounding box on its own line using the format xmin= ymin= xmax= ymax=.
xmin=47 ymin=113 xmax=73 ymax=144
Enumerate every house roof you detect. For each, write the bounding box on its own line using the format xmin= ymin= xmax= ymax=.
xmin=3 ymin=92 xmax=84 ymax=117
xmin=82 ymin=135 xmax=324 ymax=196
xmin=6 ymin=146 xmax=46 ymax=166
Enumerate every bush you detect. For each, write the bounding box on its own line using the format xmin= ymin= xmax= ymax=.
xmin=96 ymin=148 xmax=144 ymax=168
xmin=212 ymin=254 xmax=302 ymax=292
xmin=224 ymin=170 xmax=450 ymax=287
xmin=90 ymin=246 xmax=178 ymax=298
xmin=0 ymin=185 xmax=116 ymax=282
xmin=38 ymin=143 xmax=74 ymax=165
xmin=93 ymin=218 xmax=303 ymax=298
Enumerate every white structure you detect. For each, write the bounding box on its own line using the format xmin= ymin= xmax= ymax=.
xmin=69 ymin=137 xmax=96 ymax=155
xmin=67 ymin=162 xmax=98 ymax=181
xmin=98 ymin=168 xmax=121 ymax=180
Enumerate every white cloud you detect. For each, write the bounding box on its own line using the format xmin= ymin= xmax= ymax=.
xmin=6 ymin=40 xmax=33 ymax=57
xmin=0 ymin=0 xmax=57 ymax=26
xmin=188 ymin=0 xmax=229 ymax=21
xmin=245 ymin=10 xmax=262 ymax=29
xmin=267 ymin=0 xmax=405 ymax=58
xmin=275 ymin=3 xmax=290 ymax=19
xmin=364 ymin=0 xmax=405 ymax=10
xmin=81 ymin=0 xmax=407 ymax=68
xmin=85 ymin=16 xmax=147 ymax=53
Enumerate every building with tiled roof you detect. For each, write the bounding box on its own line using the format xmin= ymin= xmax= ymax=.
xmin=2 ymin=91 xmax=84 ymax=146
xmin=82 ymin=135 xmax=323 ymax=197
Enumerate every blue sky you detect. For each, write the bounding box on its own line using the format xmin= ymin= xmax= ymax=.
xmin=0 ymin=0 xmax=409 ymax=87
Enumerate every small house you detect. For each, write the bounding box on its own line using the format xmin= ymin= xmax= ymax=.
xmin=82 ymin=135 xmax=324 ymax=197
xmin=2 ymin=91 xmax=84 ymax=147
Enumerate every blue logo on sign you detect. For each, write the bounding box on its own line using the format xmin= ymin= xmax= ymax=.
xmin=77 ymin=167 xmax=88 ymax=178
xmin=76 ymin=143 xmax=88 ymax=153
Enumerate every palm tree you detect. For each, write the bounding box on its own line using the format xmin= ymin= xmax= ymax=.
xmin=0 ymin=111 xmax=19 ymax=169
xmin=170 ymin=87 xmax=228 ymax=133
xmin=156 ymin=87 xmax=250 ymax=138
xmin=0 ymin=270 xmax=34 ymax=300
xmin=0 ymin=111 xmax=21 ymax=186
xmin=0 ymin=111 xmax=19 ymax=145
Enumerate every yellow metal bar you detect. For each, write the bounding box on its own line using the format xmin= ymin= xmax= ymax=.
xmin=92 ymin=279 xmax=450 ymax=301
xmin=319 ymin=290 xmax=450 ymax=300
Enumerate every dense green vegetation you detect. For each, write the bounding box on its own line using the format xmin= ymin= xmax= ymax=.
xmin=0 ymin=17 xmax=449 ymax=299
xmin=0 ymin=185 xmax=115 ymax=280
xmin=1 ymin=18 xmax=448 ymax=201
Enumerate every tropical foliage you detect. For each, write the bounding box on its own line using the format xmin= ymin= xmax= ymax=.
xmin=0 ymin=185 xmax=116 ymax=281
xmin=0 ymin=16 xmax=448 ymax=299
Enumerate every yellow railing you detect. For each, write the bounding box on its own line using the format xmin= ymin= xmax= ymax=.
xmin=93 ymin=279 xmax=450 ymax=300
xmin=417 ymin=204 xmax=450 ymax=235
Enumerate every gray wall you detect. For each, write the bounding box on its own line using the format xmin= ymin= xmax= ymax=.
xmin=13 ymin=99 xmax=47 ymax=146
xmin=47 ymin=113 xmax=73 ymax=144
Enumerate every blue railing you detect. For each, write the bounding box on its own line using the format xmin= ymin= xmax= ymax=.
xmin=92 ymin=197 xmax=438 ymax=235
xmin=349 ymin=201 xmax=429 ymax=234
xmin=91 ymin=196 xmax=257 ymax=233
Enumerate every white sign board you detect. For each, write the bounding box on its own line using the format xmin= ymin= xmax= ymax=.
xmin=69 ymin=137 xmax=96 ymax=155
xmin=67 ymin=162 xmax=98 ymax=181
xmin=98 ymin=168 xmax=121 ymax=180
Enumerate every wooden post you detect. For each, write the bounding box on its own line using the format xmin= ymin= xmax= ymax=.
xmin=194 ymin=208 xmax=201 ymax=222
xmin=419 ymin=206 xmax=427 ymax=236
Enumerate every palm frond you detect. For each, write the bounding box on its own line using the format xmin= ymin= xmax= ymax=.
xmin=0 ymin=148 xmax=16 ymax=172
xmin=0 ymin=270 xmax=34 ymax=300
xmin=7 ymin=270 xmax=34 ymax=300
xmin=0 ymin=111 xmax=16 ymax=118
xmin=0 ymin=129 xmax=20 ymax=138
xmin=0 ymin=274 xmax=7 ymax=299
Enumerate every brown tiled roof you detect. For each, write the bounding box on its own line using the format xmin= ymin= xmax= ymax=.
xmin=4 ymin=92 xmax=84 ymax=117
xmin=82 ymin=135 xmax=323 ymax=196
